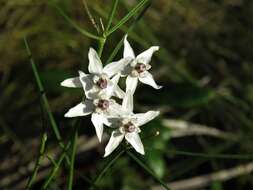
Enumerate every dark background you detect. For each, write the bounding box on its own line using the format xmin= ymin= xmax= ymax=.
xmin=1 ymin=0 xmax=253 ymax=189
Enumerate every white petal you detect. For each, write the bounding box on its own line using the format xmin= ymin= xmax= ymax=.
xmin=61 ymin=77 xmax=82 ymax=88
xmin=123 ymin=35 xmax=135 ymax=59
xmin=134 ymin=111 xmax=160 ymax=127
xmin=125 ymin=132 xmax=144 ymax=155
xmin=88 ymin=48 xmax=103 ymax=74
xmin=103 ymin=58 xmax=131 ymax=77
xmin=126 ymin=75 xmax=138 ymax=93
xmin=136 ymin=46 xmax=159 ymax=65
xmin=139 ymin=71 xmax=162 ymax=89
xmin=104 ymin=130 xmax=124 ymax=157
xmin=91 ymin=113 xmax=106 ymax=142
xmin=102 ymin=74 xmax=120 ymax=98
xmin=64 ymin=100 xmax=93 ymax=117
xmin=112 ymin=85 xmax=125 ymax=99
xmin=78 ymin=71 xmax=94 ymax=96
xmin=122 ymin=90 xmax=133 ymax=114
xmin=108 ymin=101 xmax=125 ymax=117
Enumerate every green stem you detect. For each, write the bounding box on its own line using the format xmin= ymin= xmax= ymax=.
xmin=90 ymin=150 xmax=125 ymax=190
xmin=48 ymin=0 xmax=101 ymax=40
xmin=24 ymin=37 xmax=70 ymax=165
xmin=106 ymin=0 xmax=150 ymax=36
xmin=67 ymin=127 xmax=78 ymax=190
xmin=127 ymin=151 xmax=170 ymax=190
xmin=98 ymin=37 xmax=106 ymax=58
xmin=105 ymin=0 xmax=119 ymax=32
xmin=26 ymin=132 xmax=47 ymax=189
xmin=42 ymin=143 xmax=71 ymax=189
xmin=106 ymin=2 xmax=151 ymax=64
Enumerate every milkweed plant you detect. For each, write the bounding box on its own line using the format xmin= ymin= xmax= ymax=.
xmin=24 ymin=0 xmax=171 ymax=189
xmin=62 ymin=36 xmax=161 ymax=156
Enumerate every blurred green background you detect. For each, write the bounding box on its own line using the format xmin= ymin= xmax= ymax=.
xmin=1 ymin=0 xmax=253 ymax=189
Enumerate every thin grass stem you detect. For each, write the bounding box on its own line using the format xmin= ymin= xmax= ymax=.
xmin=67 ymin=126 xmax=78 ymax=190
xmin=127 ymin=151 xmax=170 ymax=190
xmin=26 ymin=132 xmax=47 ymax=189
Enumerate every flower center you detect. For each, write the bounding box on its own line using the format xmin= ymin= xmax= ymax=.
xmin=123 ymin=122 xmax=136 ymax=133
xmin=97 ymin=99 xmax=110 ymax=110
xmin=96 ymin=78 xmax=108 ymax=89
xmin=134 ymin=63 xmax=146 ymax=73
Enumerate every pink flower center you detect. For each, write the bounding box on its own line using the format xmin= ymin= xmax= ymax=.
xmin=97 ymin=99 xmax=109 ymax=110
xmin=96 ymin=78 xmax=108 ymax=89
xmin=123 ymin=122 xmax=136 ymax=133
xmin=134 ymin=63 xmax=146 ymax=73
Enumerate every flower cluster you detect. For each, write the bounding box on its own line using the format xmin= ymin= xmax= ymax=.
xmin=61 ymin=36 xmax=162 ymax=157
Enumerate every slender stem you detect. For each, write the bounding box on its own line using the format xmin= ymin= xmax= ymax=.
xmin=67 ymin=127 xmax=78 ymax=190
xmin=90 ymin=150 xmax=125 ymax=190
xmin=82 ymin=0 xmax=100 ymax=34
xmin=106 ymin=0 xmax=150 ymax=36
xmin=105 ymin=0 xmax=119 ymax=32
xmin=98 ymin=37 xmax=106 ymax=58
xmin=106 ymin=2 xmax=151 ymax=64
xmin=48 ymin=0 xmax=101 ymax=40
xmin=23 ymin=37 xmax=70 ymax=165
xmin=26 ymin=132 xmax=47 ymax=189
xmin=42 ymin=142 xmax=71 ymax=189
xmin=127 ymin=151 xmax=171 ymax=190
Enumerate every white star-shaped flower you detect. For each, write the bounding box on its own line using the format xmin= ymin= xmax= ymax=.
xmin=61 ymin=48 xmax=130 ymax=99
xmin=64 ymin=73 xmax=121 ymax=142
xmin=104 ymin=91 xmax=160 ymax=157
xmin=122 ymin=35 xmax=162 ymax=93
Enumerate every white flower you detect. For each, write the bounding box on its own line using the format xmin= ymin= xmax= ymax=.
xmin=64 ymin=73 xmax=122 ymax=142
xmin=122 ymin=35 xmax=162 ymax=93
xmin=104 ymin=91 xmax=160 ymax=157
xmin=61 ymin=48 xmax=130 ymax=99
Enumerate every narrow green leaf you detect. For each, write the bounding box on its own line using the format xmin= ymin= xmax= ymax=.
xmin=49 ymin=1 xmax=101 ymax=40
xmin=26 ymin=133 xmax=47 ymax=189
xmin=106 ymin=0 xmax=119 ymax=32
xmin=67 ymin=126 xmax=78 ymax=190
xmin=90 ymin=150 xmax=125 ymax=190
xmin=106 ymin=0 xmax=150 ymax=36
xmin=127 ymin=151 xmax=170 ymax=190
xmin=24 ymin=37 xmax=70 ymax=166
xmin=106 ymin=2 xmax=151 ymax=64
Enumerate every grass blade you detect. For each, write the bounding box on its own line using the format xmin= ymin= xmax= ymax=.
xmin=67 ymin=126 xmax=78 ymax=190
xmin=23 ymin=37 xmax=64 ymax=149
xmin=105 ymin=0 xmax=119 ymax=32
xmin=90 ymin=150 xmax=125 ymax=190
xmin=49 ymin=1 xmax=101 ymax=40
xmin=127 ymin=151 xmax=170 ymax=190
xmin=106 ymin=0 xmax=150 ymax=36
xmin=106 ymin=2 xmax=151 ymax=64
xmin=26 ymin=132 xmax=47 ymax=189
xmin=42 ymin=142 xmax=70 ymax=189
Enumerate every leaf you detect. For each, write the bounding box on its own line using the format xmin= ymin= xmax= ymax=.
xmin=106 ymin=0 xmax=150 ymax=36
xmin=145 ymin=149 xmax=165 ymax=178
xmin=49 ymin=1 xmax=101 ymax=40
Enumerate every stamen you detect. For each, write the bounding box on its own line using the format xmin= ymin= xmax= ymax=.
xmin=123 ymin=122 xmax=136 ymax=133
xmin=96 ymin=78 xmax=108 ymax=89
xmin=134 ymin=63 xmax=146 ymax=73
xmin=97 ymin=99 xmax=109 ymax=110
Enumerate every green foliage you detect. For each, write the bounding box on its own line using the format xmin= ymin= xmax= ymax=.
xmin=1 ymin=0 xmax=253 ymax=189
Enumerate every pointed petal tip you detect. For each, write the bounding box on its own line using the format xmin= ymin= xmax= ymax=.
xmin=64 ymin=112 xmax=71 ymax=118
xmin=152 ymin=46 xmax=160 ymax=51
xmin=103 ymin=152 xmax=109 ymax=157
xmin=139 ymin=149 xmax=145 ymax=155
xmin=155 ymin=85 xmax=163 ymax=90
